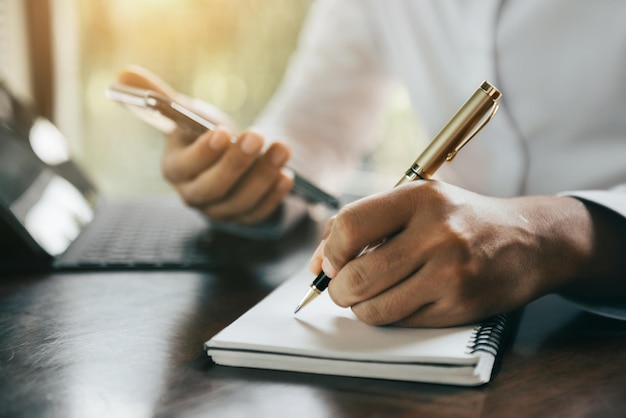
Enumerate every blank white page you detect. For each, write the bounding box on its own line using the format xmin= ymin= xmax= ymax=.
xmin=207 ymin=267 xmax=479 ymax=365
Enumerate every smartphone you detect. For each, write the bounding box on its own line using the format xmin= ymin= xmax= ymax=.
xmin=106 ymin=83 xmax=339 ymax=209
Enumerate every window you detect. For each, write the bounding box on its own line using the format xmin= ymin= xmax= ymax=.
xmin=0 ymin=0 xmax=33 ymax=101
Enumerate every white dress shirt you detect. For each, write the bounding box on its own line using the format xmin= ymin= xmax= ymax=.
xmin=254 ymin=0 xmax=626 ymax=316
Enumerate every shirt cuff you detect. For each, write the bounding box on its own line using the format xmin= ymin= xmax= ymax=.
xmin=559 ymin=188 xmax=626 ymax=219
xmin=561 ymin=296 xmax=626 ymax=320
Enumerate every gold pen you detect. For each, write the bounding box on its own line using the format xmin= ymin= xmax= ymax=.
xmin=294 ymin=80 xmax=502 ymax=314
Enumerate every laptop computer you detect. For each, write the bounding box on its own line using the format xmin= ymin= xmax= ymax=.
xmin=0 ymin=82 xmax=298 ymax=273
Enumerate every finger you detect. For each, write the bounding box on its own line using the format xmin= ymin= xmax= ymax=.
xmin=327 ymin=226 xmax=428 ymax=307
xmin=189 ymin=141 xmax=288 ymax=220
xmin=117 ymin=65 xmax=177 ymax=98
xmin=235 ymin=171 xmax=294 ymax=224
xmin=309 ymin=239 xmax=327 ymax=274
xmin=202 ymin=142 xmax=291 ymax=219
xmin=321 ymin=216 xmax=336 ymax=241
xmin=323 ymin=185 xmax=421 ymax=273
xmin=166 ymin=126 xmax=204 ymax=149
xmin=393 ymin=276 xmax=505 ymax=328
xmin=308 ymin=217 xmax=336 ymax=274
xmin=177 ymin=130 xmax=264 ymax=206
xmin=162 ymin=128 xmax=231 ymax=183
xmin=351 ymin=254 xmax=499 ymax=328
xmin=349 ymin=260 xmax=444 ymax=326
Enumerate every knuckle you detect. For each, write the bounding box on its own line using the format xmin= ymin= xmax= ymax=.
xmin=447 ymin=230 xmax=474 ymax=264
xmin=353 ymin=303 xmax=387 ymax=326
xmin=406 ymin=180 xmax=442 ymax=206
xmin=326 ymin=263 xmax=371 ymax=308
xmin=327 ymin=286 xmax=350 ymax=308
xmin=321 ymin=216 xmax=336 ymax=240
xmin=332 ymin=205 xmax=363 ymax=245
xmin=431 ymin=214 xmax=476 ymax=268
xmin=343 ymin=263 xmax=370 ymax=299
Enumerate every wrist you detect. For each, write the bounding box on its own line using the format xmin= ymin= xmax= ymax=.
xmin=517 ymin=196 xmax=595 ymax=295
xmin=528 ymin=195 xmax=626 ymax=300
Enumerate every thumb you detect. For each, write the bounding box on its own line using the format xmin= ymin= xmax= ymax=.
xmin=116 ymin=64 xmax=178 ymax=99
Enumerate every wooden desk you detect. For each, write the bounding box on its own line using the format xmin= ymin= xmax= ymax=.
xmin=1 ymin=220 xmax=626 ymax=417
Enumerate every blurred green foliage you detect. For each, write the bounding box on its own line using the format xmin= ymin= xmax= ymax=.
xmin=77 ymin=0 xmax=313 ymax=195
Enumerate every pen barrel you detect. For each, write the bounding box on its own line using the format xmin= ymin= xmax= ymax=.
xmin=411 ymin=81 xmax=501 ymax=179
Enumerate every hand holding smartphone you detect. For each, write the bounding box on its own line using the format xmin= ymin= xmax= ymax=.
xmin=106 ymin=82 xmax=339 ymax=209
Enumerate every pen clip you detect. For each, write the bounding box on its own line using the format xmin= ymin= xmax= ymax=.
xmin=446 ymin=102 xmax=500 ymax=162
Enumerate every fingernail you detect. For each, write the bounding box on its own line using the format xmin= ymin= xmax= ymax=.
xmin=239 ymin=132 xmax=263 ymax=155
xmin=281 ymin=167 xmax=294 ymax=180
xmin=322 ymin=257 xmax=337 ymax=278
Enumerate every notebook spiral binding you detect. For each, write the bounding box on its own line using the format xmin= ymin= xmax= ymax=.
xmin=466 ymin=313 xmax=509 ymax=357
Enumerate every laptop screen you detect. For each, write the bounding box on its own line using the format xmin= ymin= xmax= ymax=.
xmin=0 ymin=122 xmax=95 ymax=256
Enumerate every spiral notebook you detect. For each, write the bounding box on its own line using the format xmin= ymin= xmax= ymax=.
xmin=205 ymin=267 xmax=512 ymax=386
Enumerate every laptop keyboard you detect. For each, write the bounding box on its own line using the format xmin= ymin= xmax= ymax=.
xmin=56 ymin=199 xmax=222 ymax=269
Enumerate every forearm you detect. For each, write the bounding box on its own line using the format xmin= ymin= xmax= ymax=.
xmin=555 ymin=197 xmax=626 ymax=301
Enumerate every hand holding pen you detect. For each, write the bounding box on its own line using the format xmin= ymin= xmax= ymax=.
xmin=296 ymin=82 xmax=504 ymax=323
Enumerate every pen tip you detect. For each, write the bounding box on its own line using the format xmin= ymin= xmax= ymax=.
xmin=294 ymin=305 xmax=302 ymax=315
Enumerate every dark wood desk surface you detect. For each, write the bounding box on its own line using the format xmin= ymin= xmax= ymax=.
xmin=1 ymin=220 xmax=626 ymax=418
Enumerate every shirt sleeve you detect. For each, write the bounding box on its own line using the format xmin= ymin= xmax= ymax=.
xmin=253 ymin=0 xmax=394 ymax=195
xmin=559 ymin=184 xmax=626 ymax=320
xmin=562 ymin=297 xmax=626 ymax=321
xmin=561 ymin=184 xmax=626 ymax=220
